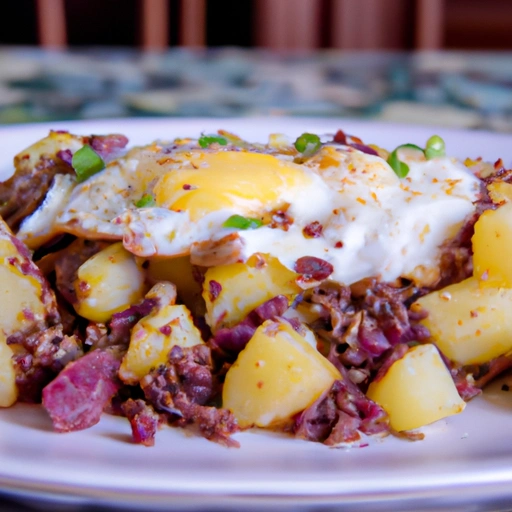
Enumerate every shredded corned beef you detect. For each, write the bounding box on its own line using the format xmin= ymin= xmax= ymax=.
xmin=294 ymin=353 xmax=389 ymax=444
xmin=212 ymin=295 xmax=289 ymax=356
xmin=141 ymin=345 xmax=239 ymax=447
xmin=309 ymin=281 xmax=429 ymax=368
xmin=121 ymin=399 xmax=162 ymax=447
xmin=0 ymin=157 xmax=74 ymax=230
xmin=8 ymin=325 xmax=83 ymax=403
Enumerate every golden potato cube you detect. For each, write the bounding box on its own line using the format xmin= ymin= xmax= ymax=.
xmin=120 ymin=300 xmax=204 ymax=384
xmin=14 ymin=130 xmax=86 ymax=171
xmin=0 ymin=220 xmax=49 ymax=336
xmin=74 ymin=242 xmax=147 ymax=323
xmin=203 ymin=254 xmax=300 ymax=331
xmin=367 ymin=344 xmax=465 ymax=432
xmin=222 ymin=320 xmax=340 ymax=428
xmin=144 ymin=255 xmax=204 ymax=315
xmin=0 ymin=331 xmax=17 ymax=407
xmin=487 ymin=181 xmax=512 ymax=205
xmin=472 ymin=201 xmax=512 ymax=287
xmin=411 ymin=277 xmax=512 ymax=365
xmin=0 ymin=218 xmax=60 ymax=407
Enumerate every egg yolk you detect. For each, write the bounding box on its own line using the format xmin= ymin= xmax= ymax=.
xmin=153 ymin=151 xmax=314 ymax=221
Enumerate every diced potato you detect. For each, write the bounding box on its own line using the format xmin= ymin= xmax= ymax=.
xmin=367 ymin=344 xmax=465 ymax=432
xmin=411 ymin=277 xmax=512 ymax=365
xmin=203 ymin=254 xmax=301 ymax=331
xmin=0 ymin=331 xmax=17 ymax=407
xmin=0 ymin=219 xmax=50 ymax=336
xmin=119 ymin=283 xmax=204 ymax=383
xmin=14 ymin=130 xmax=86 ymax=171
xmin=487 ymin=181 xmax=512 ymax=205
xmin=0 ymin=218 xmax=60 ymax=407
xmin=74 ymin=242 xmax=147 ymax=323
xmin=472 ymin=201 xmax=512 ymax=287
xmin=222 ymin=320 xmax=340 ymax=428
xmin=143 ymin=255 xmax=204 ymax=315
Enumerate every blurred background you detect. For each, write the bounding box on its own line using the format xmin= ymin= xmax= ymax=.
xmin=0 ymin=0 xmax=511 ymax=130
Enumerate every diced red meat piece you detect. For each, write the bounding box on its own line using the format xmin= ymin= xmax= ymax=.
xmin=212 ymin=295 xmax=289 ymax=355
xmin=90 ymin=134 xmax=129 ymax=160
xmin=122 ymin=399 xmax=161 ymax=447
xmin=42 ymin=349 xmax=120 ymax=432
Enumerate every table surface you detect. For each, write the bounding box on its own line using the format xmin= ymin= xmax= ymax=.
xmin=0 ymin=47 xmax=512 ymax=131
xmin=1 ymin=46 xmax=512 ymax=512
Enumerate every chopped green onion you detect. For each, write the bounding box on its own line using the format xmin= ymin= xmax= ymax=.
xmin=198 ymin=134 xmax=228 ymax=148
xmin=223 ymin=215 xmax=263 ymax=230
xmin=72 ymin=145 xmax=105 ymax=183
xmin=135 ymin=194 xmax=155 ymax=208
xmin=387 ymin=137 xmax=445 ymax=177
xmin=396 ymin=143 xmax=424 ymax=153
xmin=425 ymin=135 xmax=445 ymax=160
xmin=294 ymin=133 xmax=321 ymax=155
xmin=387 ymin=146 xmax=411 ymax=178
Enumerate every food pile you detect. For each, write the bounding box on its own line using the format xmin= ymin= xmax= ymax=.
xmin=0 ymin=128 xmax=510 ymax=447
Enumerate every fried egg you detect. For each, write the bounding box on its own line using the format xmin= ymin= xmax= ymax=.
xmin=118 ymin=142 xmax=480 ymax=287
xmin=18 ymin=133 xmax=480 ymax=288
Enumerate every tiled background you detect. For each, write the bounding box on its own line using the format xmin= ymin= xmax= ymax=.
xmin=1 ymin=48 xmax=512 ymax=131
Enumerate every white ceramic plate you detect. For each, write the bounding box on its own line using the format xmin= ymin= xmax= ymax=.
xmin=1 ymin=118 xmax=512 ymax=512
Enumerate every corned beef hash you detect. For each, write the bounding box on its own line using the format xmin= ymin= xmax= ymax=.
xmin=0 ymin=128 xmax=510 ymax=447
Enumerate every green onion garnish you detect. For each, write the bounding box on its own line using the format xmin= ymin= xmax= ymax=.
xmin=387 ymin=144 xmax=424 ymax=178
xmin=387 ymin=137 xmax=446 ymax=178
xmin=198 ymin=134 xmax=228 ymax=148
xmin=397 ymin=143 xmax=424 ymax=153
xmin=425 ymin=135 xmax=446 ymax=160
xmin=135 ymin=194 xmax=155 ymax=208
xmin=72 ymin=145 xmax=105 ymax=183
xmin=387 ymin=148 xmax=410 ymax=178
xmin=294 ymin=133 xmax=321 ymax=155
xmin=223 ymin=215 xmax=263 ymax=230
